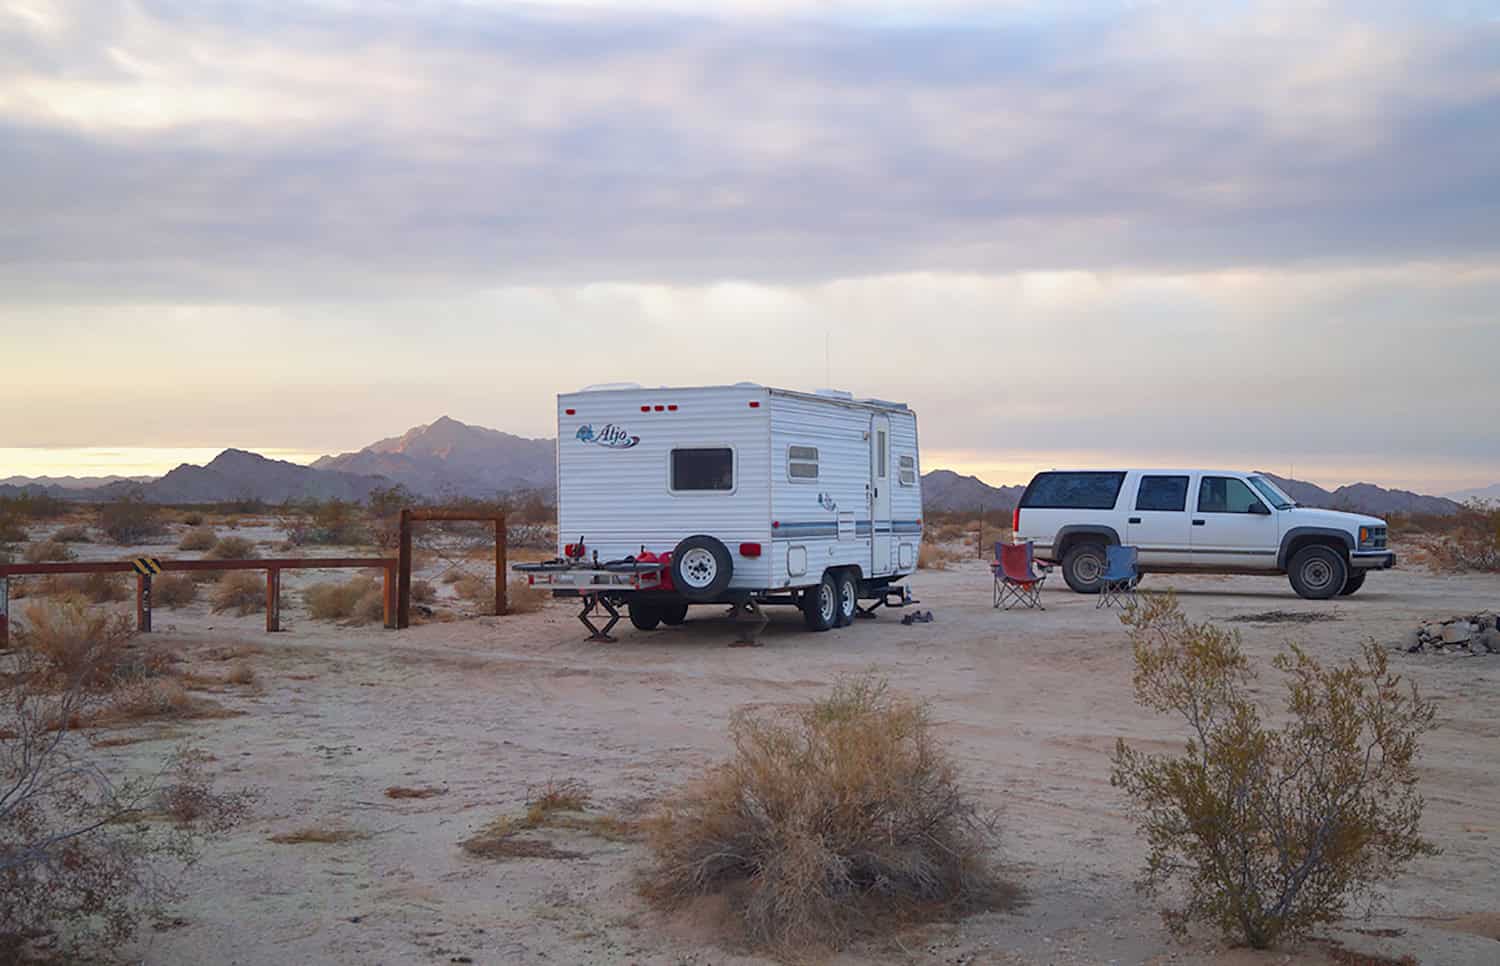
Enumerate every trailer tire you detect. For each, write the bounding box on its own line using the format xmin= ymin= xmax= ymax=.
xmin=661 ymin=602 xmax=689 ymax=625
xmin=801 ymin=572 xmax=838 ymax=632
xmin=629 ymin=602 xmax=662 ymax=631
xmin=671 ymin=536 xmax=734 ymax=601
xmin=834 ymin=571 xmax=858 ymax=627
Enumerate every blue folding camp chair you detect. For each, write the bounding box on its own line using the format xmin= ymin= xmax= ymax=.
xmin=1097 ymin=545 xmax=1139 ymax=608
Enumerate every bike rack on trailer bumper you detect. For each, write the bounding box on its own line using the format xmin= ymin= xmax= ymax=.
xmin=513 ymin=559 xmax=667 ymax=643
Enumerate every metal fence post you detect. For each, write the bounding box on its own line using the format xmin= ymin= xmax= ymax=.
xmin=136 ymin=573 xmax=152 ymax=633
xmin=396 ymin=509 xmax=412 ymax=630
xmin=265 ymin=567 xmax=281 ymax=632
xmin=0 ymin=575 xmax=9 ymax=649
xmin=495 ymin=515 xmax=508 ymax=617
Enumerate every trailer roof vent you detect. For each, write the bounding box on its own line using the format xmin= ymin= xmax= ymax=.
xmin=579 ymin=382 xmax=643 ymax=392
xmin=814 ymin=388 xmax=854 ymax=400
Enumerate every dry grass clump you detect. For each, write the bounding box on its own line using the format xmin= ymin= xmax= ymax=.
xmin=210 ymin=572 xmax=264 ymax=616
xmin=224 ymin=661 xmax=256 ymax=686
xmin=918 ymin=543 xmax=964 ymax=570
xmin=52 ymin=524 xmax=92 ymax=543
xmin=385 ymin=785 xmax=447 ymax=799
xmin=102 ymin=678 xmax=234 ymax=723
xmin=152 ymin=573 xmax=198 ymax=609
xmin=460 ymin=779 xmax=636 ymax=861
xmin=28 ymin=572 xmax=131 ymax=604
xmin=14 ymin=599 xmax=135 ymax=687
xmin=178 ymin=527 xmax=218 ymax=551
xmin=642 ymin=677 xmax=1007 ymax=952
xmin=268 ymin=827 xmax=370 ymax=845
xmin=506 ymin=580 xmax=549 ymax=614
xmin=440 ymin=569 xmax=464 ymax=585
xmin=181 ymin=511 xmax=205 ymax=527
xmin=302 ymin=575 xmax=384 ymax=624
xmin=23 ymin=539 xmax=73 ymax=563
xmin=1415 ymin=502 xmax=1500 ymax=572
xmin=206 ymin=535 xmax=258 ymax=560
xmin=410 ymin=579 xmax=436 ymax=603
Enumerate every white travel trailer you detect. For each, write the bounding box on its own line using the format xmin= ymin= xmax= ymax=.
xmin=519 ymin=383 xmax=922 ymax=641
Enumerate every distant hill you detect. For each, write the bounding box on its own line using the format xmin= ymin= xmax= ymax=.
xmin=920 ymin=469 xmax=1025 ymax=513
xmin=1257 ymin=473 xmax=1462 ymax=517
xmin=313 ymin=416 xmax=555 ymax=499
xmin=0 ymin=474 xmax=154 ymax=489
xmin=1445 ymin=483 xmax=1500 ymax=506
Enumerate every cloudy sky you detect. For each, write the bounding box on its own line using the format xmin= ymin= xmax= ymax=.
xmin=2 ymin=0 xmax=1498 ymax=492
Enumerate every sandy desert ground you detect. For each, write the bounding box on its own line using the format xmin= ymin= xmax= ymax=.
xmin=17 ymin=530 xmax=1500 ymax=966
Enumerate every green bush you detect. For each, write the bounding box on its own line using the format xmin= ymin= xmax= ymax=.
xmin=98 ymin=491 xmax=165 ymax=545
xmin=1110 ymin=594 xmax=1438 ymax=949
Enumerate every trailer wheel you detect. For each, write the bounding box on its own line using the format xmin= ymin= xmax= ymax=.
xmin=671 ymin=535 xmax=734 ymax=601
xmin=801 ymin=572 xmax=838 ymax=632
xmin=629 ymin=602 xmax=662 ymax=630
xmin=834 ymin=571 xmax=858 ymax=627
xmin=661 ymin=602 xmax=689 ymax=625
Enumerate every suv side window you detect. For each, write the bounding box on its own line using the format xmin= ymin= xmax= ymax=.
xmin=1136 ymin=475 xmax=1189 ymax=512
xmin=1198 ymin=476 xmax=1266 ymax=514
xmin=1021 ymin=471 xmax=1127 ymax=510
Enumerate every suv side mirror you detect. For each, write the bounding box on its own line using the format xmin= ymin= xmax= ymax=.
xmin=1249 ymin=502 xmax=1271 ymax=515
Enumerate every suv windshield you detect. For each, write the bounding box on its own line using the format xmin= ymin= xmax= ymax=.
xmin=1247 ymin=475 xmax=1296 ymax=510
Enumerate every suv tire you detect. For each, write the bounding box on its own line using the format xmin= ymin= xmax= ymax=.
xmin=671 ymin=535 xmax=734 ymax=601
xmin=1288 ymin=545 xmax=1348 ymax=600
xmin=801 ymin=572 xmax=838 ymax=632
xmin=661 ymin=602 xmax=689 ymax=625
xmin=1061 ymin=543 xmax=1107 ymax=594
xmin=629 ymin=602 xmax=662 ymax=630
xmin=834 ymin=571 xmax=858 ymax=627
xmin=1338 ymin=571 xmax=1367 ymax=597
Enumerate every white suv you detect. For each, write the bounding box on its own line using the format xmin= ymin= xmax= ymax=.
xmin=1014 ymin=470 xmax=1394 ymax=600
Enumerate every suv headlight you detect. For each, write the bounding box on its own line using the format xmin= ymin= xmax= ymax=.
xmin=1358 ymin=525 xmax=1387 ymax=550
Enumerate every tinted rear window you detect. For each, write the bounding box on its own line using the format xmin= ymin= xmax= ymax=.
xmin=1136 ymin=475 xmax=1189 ymax=512
xmin=1021 ymin=472 xmax=1126 ymax=510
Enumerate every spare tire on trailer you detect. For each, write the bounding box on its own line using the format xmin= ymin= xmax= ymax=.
xmin=671 ymin=535 xmax=734 ymax=601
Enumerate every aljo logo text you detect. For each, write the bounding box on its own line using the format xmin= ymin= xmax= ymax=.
xmin=575 ymin=423 xmax=640 ymax=449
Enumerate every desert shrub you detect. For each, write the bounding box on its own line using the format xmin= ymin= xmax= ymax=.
xmin=98 ymin=490 xmax=165 ymax=545
xmin=303 ymin=576 xmax=383 ymax=624
xmin=152 ymin=574 xmax=198 ymax=609
xmin=0 ymin=491 xmax=68 ymax=521
xmin=205 ymin=535 xmax=258 ymax=560
xmin=365 ymin=485 xmax=417 ymax=550
xmin=452 ymin=574 xmax=493 ymax=603
xmin=178 ymin=527 xmax=218 ymax=551
xmin=918 ymin=543 xmax=963 ymax=570
xmin=642 ymin=676 xmax=1005 ymax=952
xmin=410 ymin=579 xmax=436 ymax=603
xmin=210 ymin=572 xmax=264 ymax=616
xmin=0 ymin=513 xmax=27 ymax=545
xmin=1110 ymin=594 xmax=1439 ymax=950
xmin=52 ymin=524 xmax=91 ymax=543
xmin=1417 ymin=501 xmax=1500 ymax=572
xmin=180 ymin=511 xmax=205 ymax=527
xmin=506 ymin=580 xmax=549 ymax=614
xmin=14 ymin=599 xmax=135 ymax=688
xmin=0 ymin=662 xmax=252 ymax=961
xmin=283 ymin=499 xmax=369 ymax=547
xmin=77 ymin=572 xmax=129 ymax=604
xmin=224 ymin=661 xmax=256 ymax=686
xmin=440 ymin=569 xmax=463 ymax=585
xmin=22 ymin=539 xmax=72 ymax=563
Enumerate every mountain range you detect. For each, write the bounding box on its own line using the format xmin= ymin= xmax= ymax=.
xmin=0 ymin=418 xmax=1486 ymax=516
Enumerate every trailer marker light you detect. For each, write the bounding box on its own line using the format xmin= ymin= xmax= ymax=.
xmin=667 ymin=404 xmax=677 ymax=411
xmin=640 ymin=405 xmax=650 ymax=412
xmin=654 ymin=405 xmax=664 ymax=411
xmin=565 ymin=408 xmax=576 ymax=415
xmin=748 ymin=401 xmax=760 ymax=408
xmin=739 ymin=542 xmax=762 ymax=557
xmin=771 ymin=520 xmax=779 ymax=529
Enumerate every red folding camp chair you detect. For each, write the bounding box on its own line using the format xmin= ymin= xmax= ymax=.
xmin=993 ymin=541 xmax=1047 ymax=610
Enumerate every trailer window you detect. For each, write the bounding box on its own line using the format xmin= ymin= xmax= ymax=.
xmin=788 ymin=445 xmax=819 ymax=481
xmin=671 ymin=448 xmax=734 ymax=492
xmin=898 ymin=455 xmax=916 ymax=486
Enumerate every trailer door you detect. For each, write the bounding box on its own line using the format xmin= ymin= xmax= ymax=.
xmin=870 ymin=413 xmax=893 ymax=575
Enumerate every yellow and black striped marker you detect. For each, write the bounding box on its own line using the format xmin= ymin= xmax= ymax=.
xmin=131 ymin=557 xmax=163 ymax=576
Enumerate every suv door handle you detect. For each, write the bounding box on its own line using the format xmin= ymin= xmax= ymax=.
xmin=1192 ymin=519 xmax=1205 ymax=526
xmin=1128 ymin=517 xmax=1141 ymax=524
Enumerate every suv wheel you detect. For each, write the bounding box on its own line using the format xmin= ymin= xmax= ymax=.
xmin=1337 ymin=571 xmax=1367 ymax=597
xmin=1061 ymin=543 xmax=1107 ymax=594
xmin=801 ymin=572 xmax=838 ymax=632
xmin=1288 ymin=545 xmax=1349 ymax=600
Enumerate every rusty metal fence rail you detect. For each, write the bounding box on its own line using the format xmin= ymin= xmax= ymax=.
xmin=0 ymin=556 xmax=397 ymax=647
